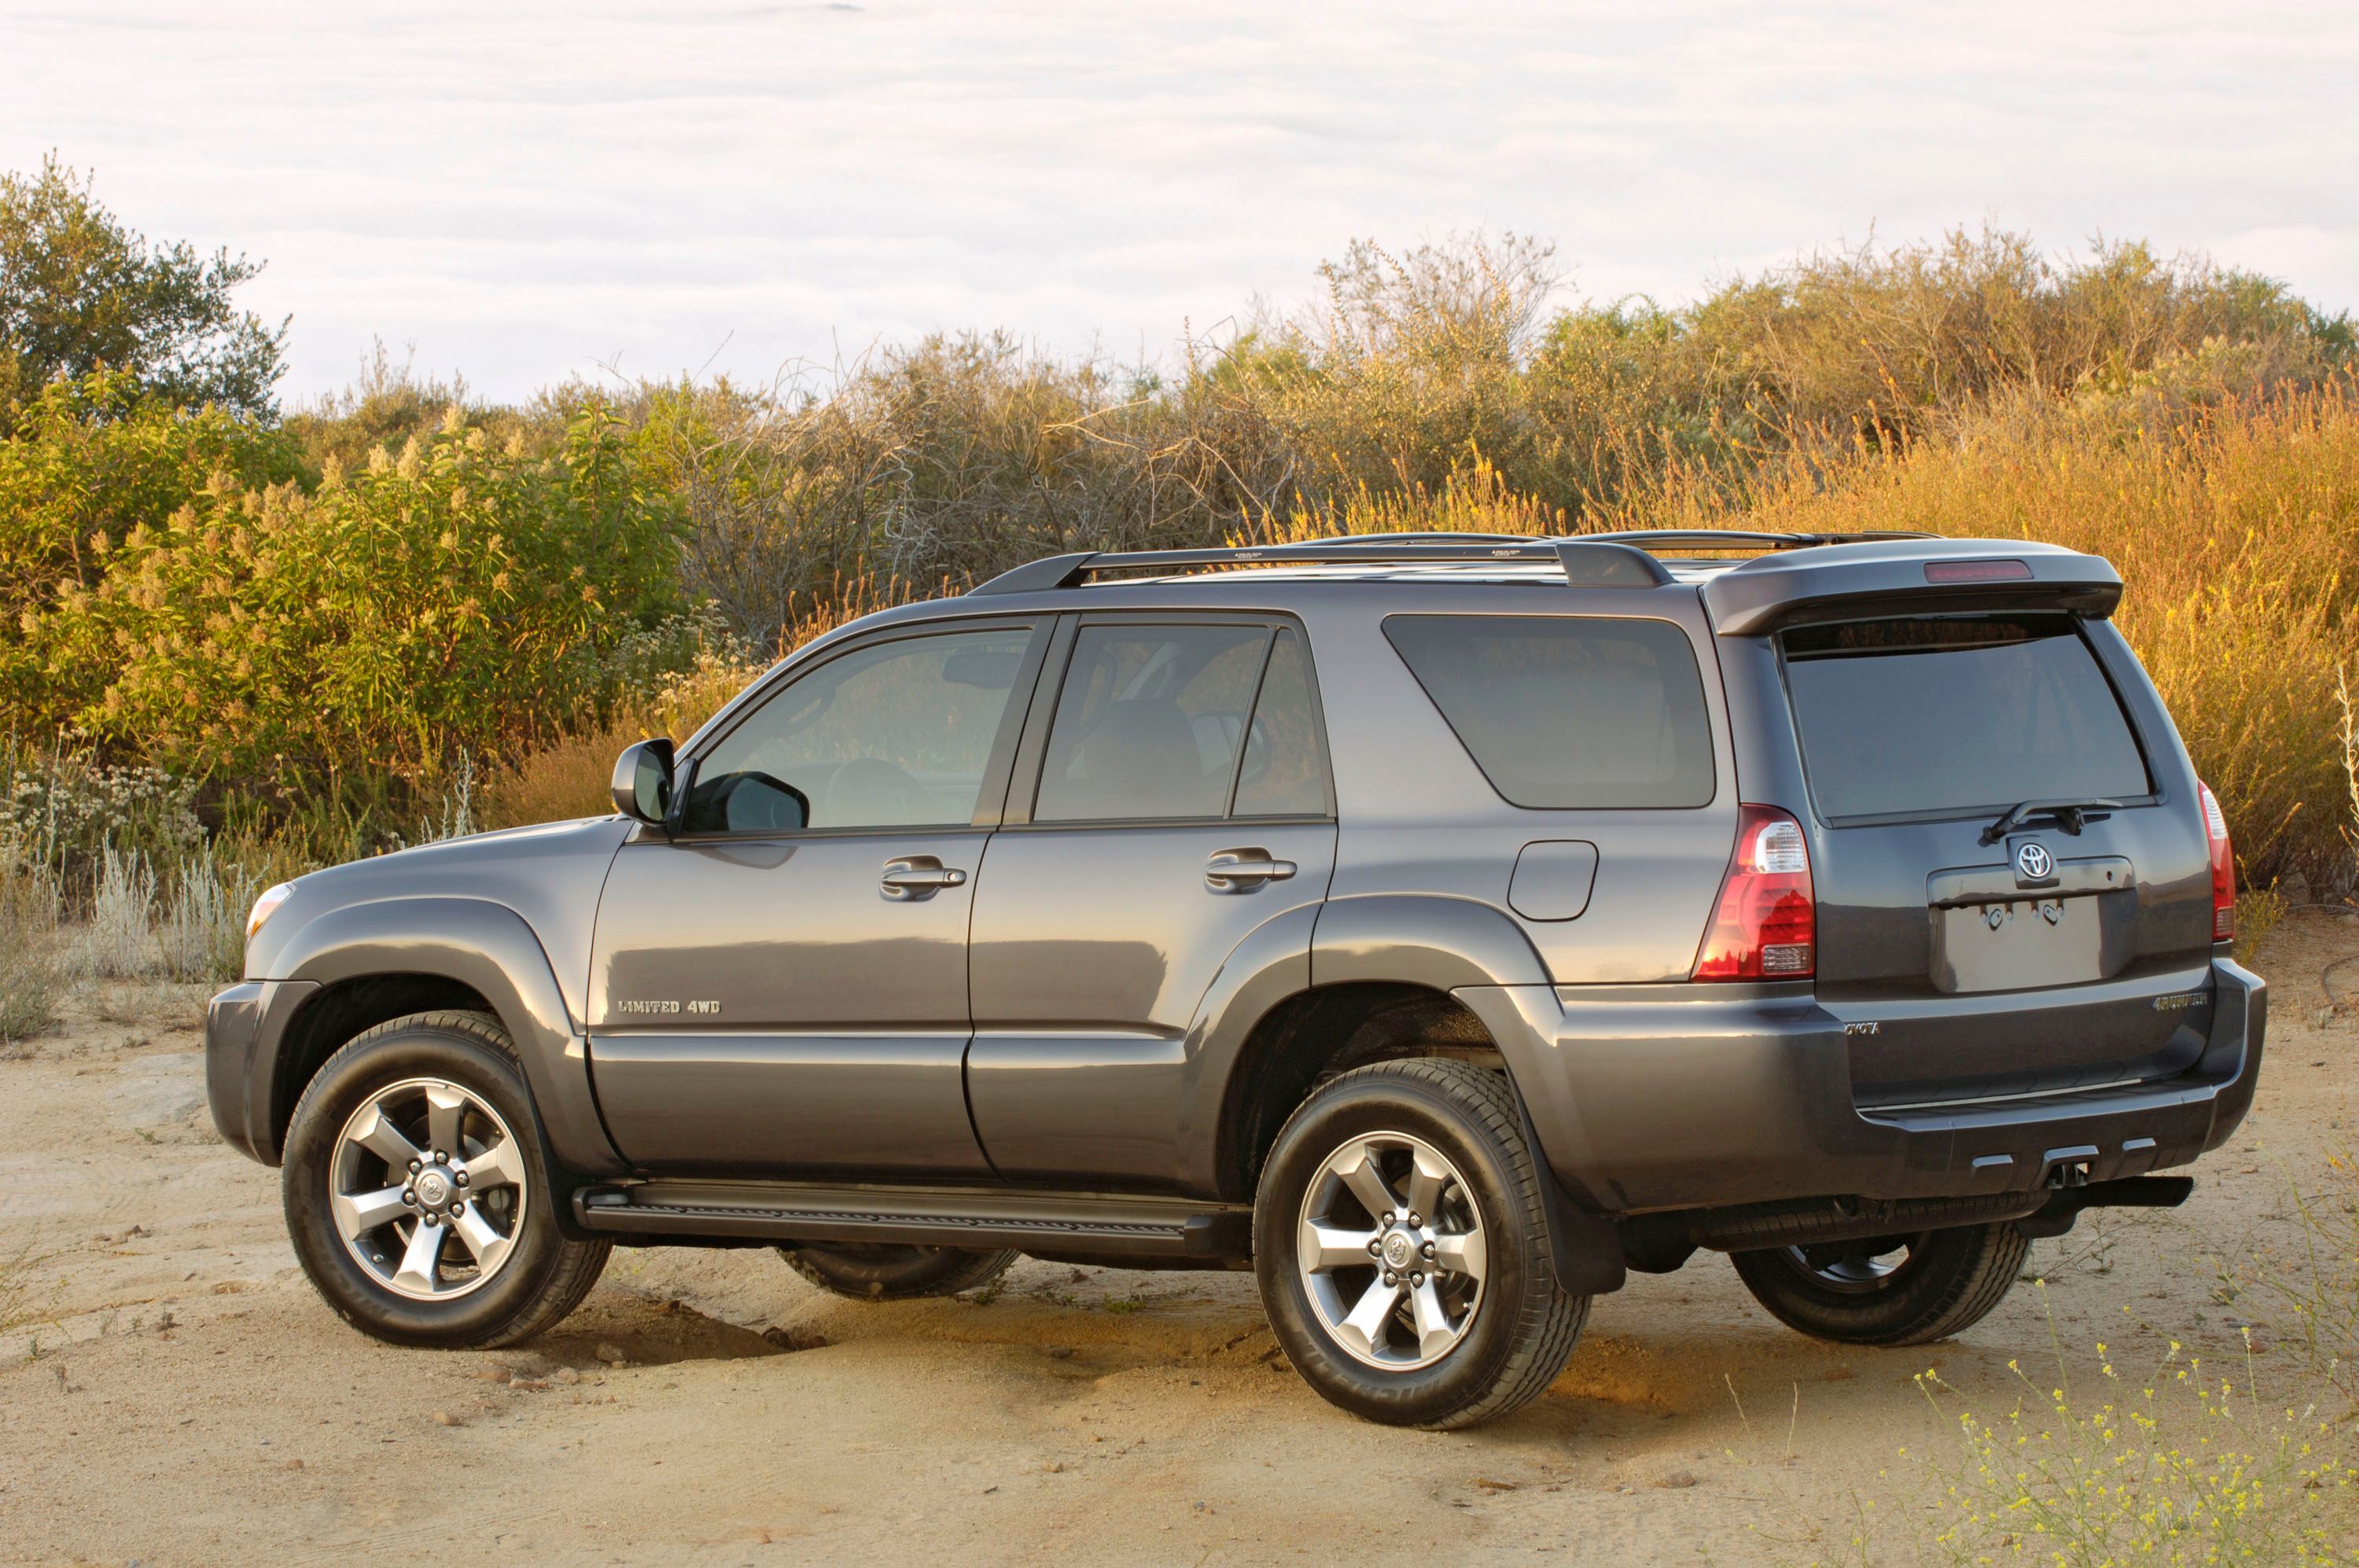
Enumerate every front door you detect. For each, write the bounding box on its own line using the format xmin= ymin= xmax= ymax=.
xmin=587 ymin=618 xmax=1046 ymax=1176
xmin=966 ymin=617 xmax=1337 ymax=1187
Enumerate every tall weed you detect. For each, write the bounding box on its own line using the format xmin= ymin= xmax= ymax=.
xmin=153 ymin=855 xmax=254 ymax=983
xmin=1913 ymin=1319 xmax=2355 ymax=1564
xmin=75 ymin=846 xmax=158 ymax=981
xmin=0 ymin=863 xmax=62 ymax=1044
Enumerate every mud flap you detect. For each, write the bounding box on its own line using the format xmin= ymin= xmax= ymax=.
xmin=1516 ymin=1098 xmax=1628 ymax=1297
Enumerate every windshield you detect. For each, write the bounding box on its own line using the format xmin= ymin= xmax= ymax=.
xmin=1781 ymin=613 xmax=2151 ymax=823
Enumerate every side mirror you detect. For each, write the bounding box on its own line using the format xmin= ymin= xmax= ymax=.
xmin=610 ymin=738 xmax=676 ymax=825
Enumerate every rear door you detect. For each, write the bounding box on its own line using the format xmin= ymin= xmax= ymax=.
xmin=964 ymin=614 xmax=1338 ymax=1187
xmin=1773 ymin=609 xmax=2217 ymax=1106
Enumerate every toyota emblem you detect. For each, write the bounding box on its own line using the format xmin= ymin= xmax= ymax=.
xmin=2015 ymin=841 xmax=2054 ymax=882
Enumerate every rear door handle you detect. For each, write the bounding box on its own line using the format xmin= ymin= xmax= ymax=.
xmin=881 ymin=856 xmax=968 ymax=900
xmin=1205 ymin=848 xmax=1297 ymax=893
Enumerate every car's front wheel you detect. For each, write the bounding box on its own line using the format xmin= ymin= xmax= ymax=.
xmin=282 ymin=1010 xmax=610 ymax=1349
xmin=1728 ymin=1222 xmax=2028 ymax=1346
xmin=1253 ymin=1058 xmax=1589 ymax=1430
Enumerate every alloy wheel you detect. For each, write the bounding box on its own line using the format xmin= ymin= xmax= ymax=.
xmin=1781 ymin=1232 xmax=1930 ymax=1294
xmin=1295 ymin=1130 xmax=1487 ymax=1371
xmin=328 ymin=1077 xmax=529 ymax=1301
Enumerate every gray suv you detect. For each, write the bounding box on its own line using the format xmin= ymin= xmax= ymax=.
xmin=206 ymin=531 xmax=2265 ymax=1429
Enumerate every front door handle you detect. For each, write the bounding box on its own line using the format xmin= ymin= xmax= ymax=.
xmin=1205 ymin=848 xmax=1297 ymax=893
xmin=881 ymin=856 xmax=968 ymax=900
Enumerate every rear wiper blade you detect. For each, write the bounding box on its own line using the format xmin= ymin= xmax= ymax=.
xmin=1979 ymin=798 xmax=2123 ymax=845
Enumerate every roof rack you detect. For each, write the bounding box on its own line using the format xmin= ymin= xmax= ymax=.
xmin=966 ymin=529 xmax=1939 ymax=596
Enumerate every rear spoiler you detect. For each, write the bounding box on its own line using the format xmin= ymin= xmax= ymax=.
xmin=1701 ymin=538 xmax=2122 ymax=636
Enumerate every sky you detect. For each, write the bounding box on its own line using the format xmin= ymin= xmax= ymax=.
xmin=6 ymin=1 xmax=2355 ymax=403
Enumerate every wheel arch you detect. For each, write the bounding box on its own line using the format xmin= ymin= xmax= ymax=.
xmin=262 ymin=897 xmax=624 ymax=1176
xmin=1188 ymin=893 xmax=1625 ymax=1296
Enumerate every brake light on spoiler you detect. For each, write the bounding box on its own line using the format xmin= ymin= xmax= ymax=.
xmin=1923 ymin=558 xmax=2033 ymax=583
xmin=1695 ymin=805 xmax=1816 ymax=980
xmin=2199 ymin=780 xmax=2236 ymax=942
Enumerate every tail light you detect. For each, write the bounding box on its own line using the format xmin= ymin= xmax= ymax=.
xmin=2199 ymin=780 xmax=2235 ymax=941
xmin=1695 ymin=805 xmax=1816 ymax=980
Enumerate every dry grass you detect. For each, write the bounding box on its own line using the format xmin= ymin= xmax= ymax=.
xmin=1259 ymin=381 xmax=2359 ymax=893
xmin=1632 ymin=384 xmax=2359 ymax=889
xmin=0 ymin=863 xmax=62 ymax=1045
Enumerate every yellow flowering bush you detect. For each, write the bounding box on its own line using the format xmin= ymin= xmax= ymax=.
xmin=9 ymin=396 xmax=682 ymax=795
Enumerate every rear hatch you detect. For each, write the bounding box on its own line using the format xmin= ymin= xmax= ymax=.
xmin=1772 ymin=606 xmax=2218 ymax=1109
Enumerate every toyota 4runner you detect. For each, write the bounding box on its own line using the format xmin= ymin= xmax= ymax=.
xmin=207 ymin=530 xmax=2265 ymax=1430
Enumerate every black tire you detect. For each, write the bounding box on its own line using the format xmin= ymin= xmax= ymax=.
xmin=1729 ymin=1222 xmax=2029 ymax=1347
xmin=779 ymin=1243 xmax=1018 ymax=1300
xmin=282 ymin=1010 xmax=611 ymax=1349
xmin=1253 ymin=1058 xmax=1589 ymax=1430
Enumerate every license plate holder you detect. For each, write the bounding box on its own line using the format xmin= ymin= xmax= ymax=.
xmin=1932 ymin=896 xmax=2105 ymax=993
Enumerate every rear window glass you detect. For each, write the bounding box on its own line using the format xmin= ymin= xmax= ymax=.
xmin=1781 ymin=614 xmax=2151 ymax=823
xmin=1036 ymin=623 xmax=1272 ymax=822
xmin=1382 ymin=615 xmax=1715 ymax=809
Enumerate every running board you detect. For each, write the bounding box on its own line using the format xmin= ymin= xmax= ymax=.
xmin=572 ymin=1179 xmax=1254 ymax=1258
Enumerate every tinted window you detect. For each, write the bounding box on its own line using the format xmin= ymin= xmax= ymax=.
xmin=1036 ymin=624 xmax=1272 ymax=822
xmin=1383 ymin=615 xmax=1715 ymax=809
xmin=682 ymin=624 xmax=1034 ymax=832
xmin=1234 ymin=628 xmax=1329 ymax=817
xmin=1782 ymin=614 xmax=2151 ymax=822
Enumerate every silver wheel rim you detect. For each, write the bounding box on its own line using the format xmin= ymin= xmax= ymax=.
xmin=1783 ymin=1233 xmax=1927 ymax=1295
xmin=329 ymin=1077 xmax=529 ymax=1302
xmin=1295 ymin=1130 xmax=1487 ymax=1371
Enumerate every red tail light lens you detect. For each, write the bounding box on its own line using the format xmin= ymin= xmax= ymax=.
xmin=1695 ymin=805 xmax=1816 ymax=980
xmin=2199 ymin=780 xmax=2235 ymax=941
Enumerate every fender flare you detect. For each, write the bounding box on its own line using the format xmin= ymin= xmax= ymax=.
xmin=270 ymin=896 xmax=624 ymax=1176
xmin=1310 ymin=892 xmax=1552 ymax=992
xmin=1174 ymin=901 xmax=1321 ymax=1194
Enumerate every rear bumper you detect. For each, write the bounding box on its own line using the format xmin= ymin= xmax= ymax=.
xmin=1459 ymin=956 xmax=2265 ymax=1213
xmin=204 ymin=978 xmax=319 ymax=1166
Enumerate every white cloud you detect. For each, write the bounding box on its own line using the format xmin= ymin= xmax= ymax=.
xmin=6 ymin=0 xmax=2353 ymax=399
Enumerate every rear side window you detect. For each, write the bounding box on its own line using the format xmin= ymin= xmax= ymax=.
xmin=1383 ymin=615 xmax=1716 ymax=809
xmin=1234 ymin=628 xmax=1328 ymax=817
xmin=1781 ymin=614 xmax=2151 ymax=823
xmin=1035 ymin=622 xmax=1333 ymax=823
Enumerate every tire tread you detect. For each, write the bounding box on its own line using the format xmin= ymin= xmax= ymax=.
xmin=1262 ymin=1057 xmax=1589 ymax=1430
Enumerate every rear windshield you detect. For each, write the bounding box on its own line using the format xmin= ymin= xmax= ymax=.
xmin=1781 ymin=614 xmax=2151 ymax=823
xmin=1383 ymin=614 xmax=1715 ymax=808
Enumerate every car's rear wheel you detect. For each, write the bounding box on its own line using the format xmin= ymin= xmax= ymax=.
xmin=779 ymin=1243 xmax=1018 ymax=1300
xmin=1729 ymin=1221 xmax=2028 ymax=1346
xmin=1253 ymin=1058 xmax=1588 ymax=1430
xmin=282 ymin=1010 xmax=610 ymax=1349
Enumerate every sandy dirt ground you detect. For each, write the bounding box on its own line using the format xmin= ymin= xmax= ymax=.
xmin=2 ymin=911 xmax=2353 ymax=1567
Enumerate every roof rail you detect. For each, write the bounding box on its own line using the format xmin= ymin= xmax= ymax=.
xmin=965 ymin=529 xmax=1939 ymax=596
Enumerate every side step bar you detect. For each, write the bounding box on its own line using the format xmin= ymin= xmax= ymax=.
xmin=573 ymin=1178 xmax=1254 ymax=1259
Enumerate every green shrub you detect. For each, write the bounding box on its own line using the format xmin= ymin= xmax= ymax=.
xmin=14 ymin=397 xmax=683 ymax=800
xmin=0 ymin=370 xmax=301 ymax=727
